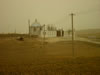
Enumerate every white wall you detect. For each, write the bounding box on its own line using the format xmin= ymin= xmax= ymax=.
xmin=64 ymin=31 xmax=76 ymax=38
xmin=64 ymin=31 xmax=68 ymax=37
xmin=30 ymin=27 xmax=41 ymax=36
xmin=40 ymin=30 xmax=57 ymax=38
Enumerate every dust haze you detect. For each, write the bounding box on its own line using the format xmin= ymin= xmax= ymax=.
xmin=0 ymin=0 xmax=100 ymax=75
xmin=0 ymin=0 xmax=100 ymax=33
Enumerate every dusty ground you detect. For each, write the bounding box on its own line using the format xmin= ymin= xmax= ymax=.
xmin=0 ymin=37 xmax=100 ymax=75
xmin=77 ymin=32 xmax=100 ymax=42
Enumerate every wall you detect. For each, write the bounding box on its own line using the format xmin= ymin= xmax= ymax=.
xmin=30 ymin=27 xmax=41 ymax=36
xmin=40 ymin=30 xmax=57 ymax=38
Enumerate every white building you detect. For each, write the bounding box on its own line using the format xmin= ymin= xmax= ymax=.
xmin=29 ymin=19 xmax=65 ymax=38
xmin=29 ymin=19 xmax=42 ymax=36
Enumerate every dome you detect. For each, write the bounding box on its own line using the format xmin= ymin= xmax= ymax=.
xmin=31 ymin=19 xmax=41 ymax=26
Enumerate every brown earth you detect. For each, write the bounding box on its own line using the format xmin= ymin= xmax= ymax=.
xmin=0 ymin=37 xmax=100 ymax=75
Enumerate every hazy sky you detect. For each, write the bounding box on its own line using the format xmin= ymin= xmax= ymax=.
xmin=0 ymin=0 xmax=100 ymax=33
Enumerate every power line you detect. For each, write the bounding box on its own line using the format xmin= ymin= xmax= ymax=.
xmin=76 ymin=8 xmax=100 ymax=15
xmin=54 ymin=9 xmax=100 ymax=25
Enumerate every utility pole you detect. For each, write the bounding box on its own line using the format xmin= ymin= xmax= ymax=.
xmin=28 ymin=19 xmax=30 ymax=36
xmin=14 ymin=29 xmax=16 ymax=34
xmin=43 ymin=24 xmax=46 ymax=46
xmin=70 ymin=13 xmax=75 ymax=56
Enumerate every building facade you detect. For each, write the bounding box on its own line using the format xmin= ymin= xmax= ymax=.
xmin=29 ymin=19 xmax=65 ymax=37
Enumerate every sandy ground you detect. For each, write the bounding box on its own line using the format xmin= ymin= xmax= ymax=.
xmin=0 ymin=37 xmax=100 ymax=75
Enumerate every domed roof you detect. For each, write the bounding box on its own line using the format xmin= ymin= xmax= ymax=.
xmin=31 ymin=19 xmax=41 ymax=26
